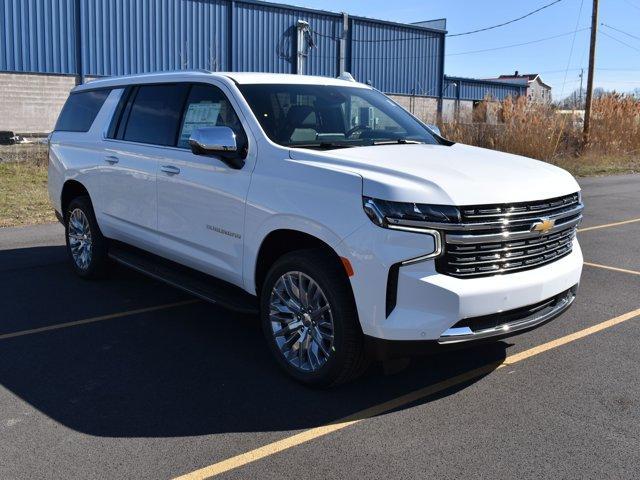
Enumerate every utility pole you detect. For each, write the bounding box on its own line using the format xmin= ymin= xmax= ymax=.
xmin=583 ymin=0 xmax=599 ymax=143
xmin=339 ymin=12 xmax=349 ymax=75
xmin=578 ymin=68 xmax=584 ymax=109
xmin=296 ymin=20 xmax=310 ymax=75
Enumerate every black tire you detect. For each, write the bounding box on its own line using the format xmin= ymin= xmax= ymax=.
xmin=260 ymin=249 xmax=370 ymax=387
xmin=64 ymin=196 xmax=109 ymax=279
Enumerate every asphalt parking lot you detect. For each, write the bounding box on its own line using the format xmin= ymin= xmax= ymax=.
xmin=1 ymin=174 xmax=639 ymax=480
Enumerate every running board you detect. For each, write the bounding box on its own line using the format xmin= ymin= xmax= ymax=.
xmin=108 ymin=243 xmax=258 ymax=315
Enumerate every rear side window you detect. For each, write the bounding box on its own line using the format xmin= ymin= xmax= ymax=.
xmin=122 ymin=84 xmax=190 ymax=146
xmin=55 ymin=89 xmax=110 ymax=132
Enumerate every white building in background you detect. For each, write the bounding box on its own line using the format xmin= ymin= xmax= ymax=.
xmin=485 ymin=72 xmax=553 ymax=104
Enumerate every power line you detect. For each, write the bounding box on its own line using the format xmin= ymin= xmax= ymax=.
xmin=312 ymin=0 xmax=565 ymax=43
xmin=310 ymin=30 xmax=340 ymax=41
xmin=342 ymin=28 xmax=590 ymax=61
xmin=600 ymin=30 xmax=640 ymax=53
xmin=623 ymin=0 xmax=640 ymax=11
xmin=351 ymin=32 xmax=437 ymax=43
xmin=312 ymin=30 xmax=439 ymax=43
xmin=537 ymin=67 xmax=640 ymax=74
xmin=447 ymin=0 xmax=564 ymax=37
xmin=601 ymin=23 xmax=640 ymax=42
xmin=539 ymin=67 xmax=640 ymax=77
xmin=447 ymin=28 xmax=589 ymax=56
xmin=559 ymin=0 xmax=585 ymax=99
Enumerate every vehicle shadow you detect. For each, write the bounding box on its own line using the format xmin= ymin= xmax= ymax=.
xmin=0 ymin=245 xmax=507 ymax=438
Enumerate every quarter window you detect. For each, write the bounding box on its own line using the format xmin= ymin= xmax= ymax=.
xmin=55 ymin=89 xmax=110 ymax=132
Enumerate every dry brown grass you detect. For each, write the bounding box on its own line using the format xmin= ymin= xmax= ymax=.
xmin=0 ymin=143 xmax=49 ymax=165
xmin=0 ymin=160 xmax=56 ymax=227
xmin=440 ymin=93 xmax=640 ymax=176
xmin=0 ymin=143 xmax=54 ymax=227
xmin=588 ymin=94 xmax=640 ymax=156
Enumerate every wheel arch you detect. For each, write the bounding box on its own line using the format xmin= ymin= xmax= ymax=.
xmin=253 ymin=229 xmax=350 ymax=298
xmin=61 ymin=179 xmax=91 ymax=219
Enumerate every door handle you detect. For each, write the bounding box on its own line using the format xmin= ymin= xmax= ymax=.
xmin=104 ymin=155 xmax=119 ymax=164
xmin=160 ymin=165 xmax=181 ymax=175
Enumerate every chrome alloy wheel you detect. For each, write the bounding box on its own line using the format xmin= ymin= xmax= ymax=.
xmin=68 ymin=208 xmax=93 ymax=270
xmin=269 ymin=271 xmax=335 ymax=372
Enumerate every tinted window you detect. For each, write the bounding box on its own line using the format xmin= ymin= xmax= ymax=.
xmin=106 ymin=87 xmax=134 ymax=139
xmin=55 ymin=89 xmax=110 ymax=132
xmin=177 ymin=84 xmax=245 ymax=149
xmin=238 ymin=84 xmax=438 ymax=149
xmin=123 ymin=84 xmax=190 ymax=146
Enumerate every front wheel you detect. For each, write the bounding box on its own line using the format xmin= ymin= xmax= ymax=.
xmin=260 ymin=250 xmax=369 ymax=387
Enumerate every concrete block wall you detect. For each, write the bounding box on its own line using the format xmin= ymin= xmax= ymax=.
xmin=388 ymin=95 xmax=438 ymax=124
xmin=442 ymin=99 xmax=473 ymax=123
xmin=486 ymin=102 xmax=500 ymax=125
xmin=0 ymin=76 xmax=488 ymax=134
xmin=389 ymin=95 xmax=478 ymax=124
xmin=0 ymin=73 xmax=76 ymax=134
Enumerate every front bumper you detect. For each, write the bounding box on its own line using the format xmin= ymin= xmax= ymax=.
xmin=338 ymin=221 xmax=583 ymax=342
xmin=365 ymin=287 xmax=576 ymax=360
xmin=438 ymin=285 xmax=576 ymax=344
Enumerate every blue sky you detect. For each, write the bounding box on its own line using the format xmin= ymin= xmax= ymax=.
xmin=291 ymin=0 xmax=640 ymax=99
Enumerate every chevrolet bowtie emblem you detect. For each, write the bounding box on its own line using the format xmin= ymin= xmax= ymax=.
xmin=531 ymin=218 xmax=555 ymax=234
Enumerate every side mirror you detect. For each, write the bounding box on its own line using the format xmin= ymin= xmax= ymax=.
xmin=425 ymin=124 xmax=441 ymax=136
xmin=188 ymin=127 xmax=244 ymax=169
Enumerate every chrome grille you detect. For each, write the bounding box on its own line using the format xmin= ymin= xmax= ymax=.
xmin=435 ymin=193 xmax=583 ymax=278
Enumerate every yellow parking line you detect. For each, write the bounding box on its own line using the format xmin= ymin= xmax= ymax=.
xmin=0 ymin=299 xmax=199 ymax=341
xmin=173 ymin=306 xmax=640 ymax=480
xmin=578 ymin=217 xmax=640 ymax=232
xmin=584 ymin=262 xmax=640 ymax=277
xmin=497 ymin=308 xmax=640 ymax=365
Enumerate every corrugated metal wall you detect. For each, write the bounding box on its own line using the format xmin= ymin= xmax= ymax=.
xmin=81 ymin=0 xmax=229 ymax=76
xmin=0 ymin=0 xmax=445 ymax=96
xmin=0 ymin=0 xmax=77 ymax=74
xmin=350 ymin=18 xmax=443 ymax=96
xmin=233 ymin=1 xmax=340 ymax=76
xmin=445 ymin=76 xmax=527 ymax=101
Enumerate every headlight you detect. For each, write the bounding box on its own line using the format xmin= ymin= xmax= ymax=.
xmin=363 ymin=197 xmax=451 ymax=263
xmin=363 ymin=197 xmax=460 ymax=230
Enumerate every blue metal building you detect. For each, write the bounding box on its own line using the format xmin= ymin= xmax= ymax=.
xmin=0 ymin=0 xmax=524 ymax=118
xmin=444 ymin=76 xmax=527 ymax=102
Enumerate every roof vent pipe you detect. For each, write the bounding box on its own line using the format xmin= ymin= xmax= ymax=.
xmin=338 ymin=72 xmax=356 ymax=82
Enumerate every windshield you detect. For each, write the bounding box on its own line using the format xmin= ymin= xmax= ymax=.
xmin=237 ymin=83 xmax=439 ymax=149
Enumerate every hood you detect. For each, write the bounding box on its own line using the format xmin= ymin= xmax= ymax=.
xmin=289 ymin=143 xmax=580 ymax=205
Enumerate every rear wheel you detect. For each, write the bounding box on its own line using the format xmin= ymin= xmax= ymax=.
xmin=260 ymin=249 xmax=369 ymax=387
xmin=65 ymin=196 xmax=109 ymax=278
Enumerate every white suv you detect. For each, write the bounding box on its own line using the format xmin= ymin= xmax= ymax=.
xmin=48 ymin=71 xmax=583 ymax=386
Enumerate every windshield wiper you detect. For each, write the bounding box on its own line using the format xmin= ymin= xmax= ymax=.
xmin=288 ymin=142 xmax=356 ymax=150
xmin=370 ymin=138 xmax=425 ymax=146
